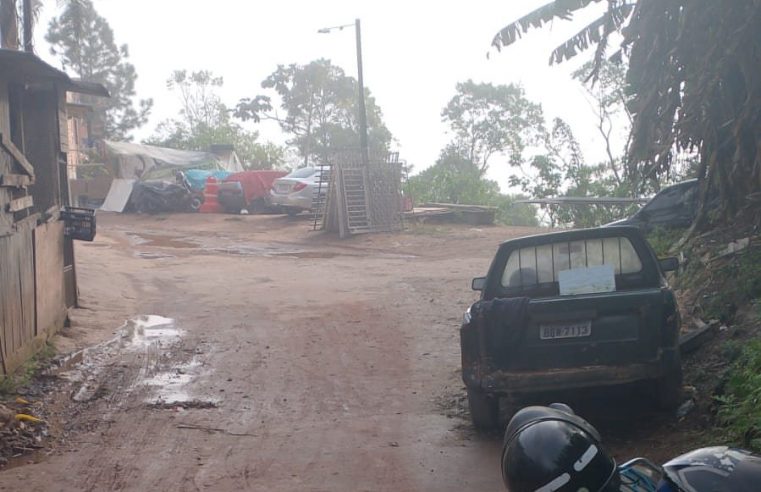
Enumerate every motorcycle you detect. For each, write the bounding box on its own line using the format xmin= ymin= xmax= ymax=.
xmin=129 ymin=172 xmax=202 ymax=214
xmin=501 ymin=404 xmax=761 ymax=492
xmin=618 ymin=446 xmax=761 ymax=492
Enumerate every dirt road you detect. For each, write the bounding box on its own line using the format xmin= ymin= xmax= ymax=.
xmin=0 ymin=214 xmax=547 ymax=491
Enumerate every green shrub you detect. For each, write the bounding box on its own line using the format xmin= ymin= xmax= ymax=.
xmin=716 ymin=339 xmax=761 ymax=451
xmin=703 ymin=247 xmax=761 ymax=321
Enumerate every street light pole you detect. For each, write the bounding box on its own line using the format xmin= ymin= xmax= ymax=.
xmin=318 ymin=19 xmax=370 ymax=166
xmin=354 ymin=19 xmax=369 ymax=166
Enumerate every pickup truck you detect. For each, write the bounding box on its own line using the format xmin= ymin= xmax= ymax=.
xmin=460 ymin=226 xmax=682 ymax=429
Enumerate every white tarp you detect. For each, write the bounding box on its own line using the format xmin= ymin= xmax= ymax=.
xmin=104 ymin=141 xmax=244 ymax=180
xmin=100 ymin=178 xmax=136 ymax=213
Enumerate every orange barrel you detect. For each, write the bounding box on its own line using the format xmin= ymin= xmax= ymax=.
xmin=199 ymin=177 xmax=224 ymax=213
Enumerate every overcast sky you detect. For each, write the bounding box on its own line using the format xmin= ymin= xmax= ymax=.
xmin=35 ymin=0 xmax=621 ymax=192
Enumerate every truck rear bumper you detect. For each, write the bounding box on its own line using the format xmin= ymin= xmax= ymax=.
xmin=475 ymin=361 xmax=664 ymax=394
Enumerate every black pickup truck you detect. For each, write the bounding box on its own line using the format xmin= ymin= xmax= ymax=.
xmin=460 ymin=226 xmax=682 ymax=429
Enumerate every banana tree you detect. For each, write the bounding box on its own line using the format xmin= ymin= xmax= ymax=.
xmin=492 ymin=0 xmax=761 ymax=229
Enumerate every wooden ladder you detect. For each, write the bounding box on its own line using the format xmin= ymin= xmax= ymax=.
xmin=311 ymin=164 xmax=331 ymax=231
xmin=341 ymin=167 xmax=372 ymax=234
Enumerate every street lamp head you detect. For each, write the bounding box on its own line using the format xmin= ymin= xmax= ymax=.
xmin=317 ymin=23 xmax=354 ymax=34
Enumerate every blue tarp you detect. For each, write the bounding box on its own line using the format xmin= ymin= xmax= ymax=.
xmin=182 ymin=170 xmax=233 ymax=191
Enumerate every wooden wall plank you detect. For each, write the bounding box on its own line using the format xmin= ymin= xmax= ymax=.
xmin=0 ymin=78 xmax=14 ymax=231
xmin=19 ymin=225 xmax=35 ymax=347
xmin=0 ymin=133 xmax=34 ymax=177
xmin=7 ymin=195 xmax=33 ymax=212
xmin=0 ymin=225 xmax=44 ymax=375
xmin=34 ymin=221 xmax=65 ymax=339
xmin=0 ymin=174 xmax=32 ymax=187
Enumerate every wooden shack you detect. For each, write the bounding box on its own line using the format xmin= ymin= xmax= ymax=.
xmin=0 ymin=49 xmax=107 ymax=375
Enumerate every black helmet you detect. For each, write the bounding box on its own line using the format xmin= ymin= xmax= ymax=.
xmin=662 ymin=446 xmax=761 ymax=492
xmin=502 ymin=405 xmax=618 ymax=492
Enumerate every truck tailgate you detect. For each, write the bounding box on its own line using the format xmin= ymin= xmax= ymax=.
xmin=489 ymin=288 xmax=667 ymax=370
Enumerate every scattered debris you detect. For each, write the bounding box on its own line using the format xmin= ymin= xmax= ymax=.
xmin=0 ymin=400 xmax=49 ymax=466
xmin=175 ymin=423 xmax=254 ymax=437
xmin=679 ymin=319 xmax=720 ymax=354
xmin=15 ymin=414 xmax=44 ymax=424
xmin=150 ymin=399 xmax=218 ymax=410
xmin=676 ymin=399 xmax=696 ymax=419
xmin=720 ymin=237 xmax=751 ymax=257
xmin=405 ymin=203 xmax=497 ymax=225
xmin=0 ymin=404 xmax=16 ymax=429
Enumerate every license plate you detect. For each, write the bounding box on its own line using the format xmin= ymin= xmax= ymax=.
xmin=540 ymin=321 xmax=592 ymax=340
xmin=276 ymin=183 xmax=290 ymax=193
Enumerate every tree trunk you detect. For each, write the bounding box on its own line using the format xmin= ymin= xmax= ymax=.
xmin=0 ymin=0 xmax=19 ymax=49
xmin=22 ymin=0 xmax=31 ymax=52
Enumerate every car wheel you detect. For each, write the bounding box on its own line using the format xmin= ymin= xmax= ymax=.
xmin=286 ymin=207 xmax=301 ymax=217
xmin=466 ymin=388 xmax=499 ymax=430
xmin=189 ymin=196 xmax=203 ymax=212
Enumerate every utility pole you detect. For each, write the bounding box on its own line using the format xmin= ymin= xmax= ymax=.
xmin=354 ymin=19 xmax=369 ymax=167
xmin=22 ymin=0 xmax=32 ymax=52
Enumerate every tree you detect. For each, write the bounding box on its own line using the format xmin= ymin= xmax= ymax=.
xmin=572 ymin=59 xmax=631 ymax=189
xmin=491 ymin=0 xmax=761 ymax=229
xmin=405 ymin=145 xmax=539 ymax=226
xmin=147 ymin=70 xmax=284 ymax=170
xmin=441 ymin=80 xmax=544 ymax=175
xmin=235 ymin=59 xmax=392 ymax=167
xmin=509 ymin=118 xmax=627 ymax=227
xmin=0 ymin=0 xmax=18 ymax=49
xmin=47 ymin=0 xmax=152 ymax=140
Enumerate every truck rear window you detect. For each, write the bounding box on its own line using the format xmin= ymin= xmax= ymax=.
xmin=501 ymin=236 xmax=643 ymax=288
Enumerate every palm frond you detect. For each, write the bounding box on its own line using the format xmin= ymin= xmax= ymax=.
xmin=548 ymin=3 xmax=634 ymax=65
xmin=491 ymin=0 xmax=604 ymax=52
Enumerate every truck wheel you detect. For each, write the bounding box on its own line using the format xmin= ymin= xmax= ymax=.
xmin=655 ymin=360 xmax=683 ymax=410
xmin=467 ymin=388 xmax=499 ymax=430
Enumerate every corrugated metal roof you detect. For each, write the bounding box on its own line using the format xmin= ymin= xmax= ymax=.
xmin=0 ymin=49 xmax=108 ymax=97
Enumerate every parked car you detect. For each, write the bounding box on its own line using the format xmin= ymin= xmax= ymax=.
xmin=460 ymin=226 xmax=682 ymax=429
xmin=218 ymin=170 xmax=287 ymax=214
xmin=269 ymin=167 xmax=325 ymax=216
xmin=605 ymin=179 xmax=699 ymax=231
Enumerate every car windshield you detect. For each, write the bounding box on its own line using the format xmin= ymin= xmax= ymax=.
xmin=287 ymin=167 xmax=316 ymax=179
xmin=501 ymin=236 xmax=643 ymax=288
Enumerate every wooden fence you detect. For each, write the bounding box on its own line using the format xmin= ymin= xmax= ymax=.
xmin=0 ymin=221 xmax=66 ymax=375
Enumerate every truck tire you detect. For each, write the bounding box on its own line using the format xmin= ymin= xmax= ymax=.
xmin=655 ymin=355 xmax=683 ymax=410
xmin=467 ymin=388 xmax=499 ymax=430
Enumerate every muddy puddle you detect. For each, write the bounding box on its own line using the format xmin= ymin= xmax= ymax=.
xmin=127 ymin=232 xmax=198 ymax=249
xmin=57 ymin=316 xmax=214 ymax=407
xmin=136 ymin=252 xmax=175 ymax=260
xmin=126 ymin=231 xmax=417 ymax=261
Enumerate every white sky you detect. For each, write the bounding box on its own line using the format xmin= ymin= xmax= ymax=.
xmin=35 ymin=0 xmax=620 ymax=192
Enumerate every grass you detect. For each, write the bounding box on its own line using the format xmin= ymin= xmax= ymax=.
xmin=702 ymin=246 xmax=761 ymax=321
xmin=715 ymin=337 xmax=761 ymax=451
xmin=0 ymin=342 xmax=56 ymax=397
